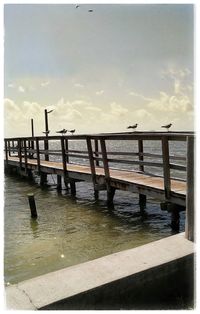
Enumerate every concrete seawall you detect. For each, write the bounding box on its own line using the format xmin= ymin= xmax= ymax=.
xmin=5 ymin=233 xmax=195 ymax=310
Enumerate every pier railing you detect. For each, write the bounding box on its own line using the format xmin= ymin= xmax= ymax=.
xmin=4 ymin=132 xmax=195 ymax=241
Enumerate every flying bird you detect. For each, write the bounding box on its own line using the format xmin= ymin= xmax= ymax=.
xmin=127 ymin=124 xmax=138 ymax=130
xmin=161 ymin=123 xmax=172 ymax=131
xmin=88 ymin=9 xmax=93 ymax=12
xmin=56 ymin=129 xmax=67 ymax=135
xmin=69 ymin=129 xmax=76 ymax=135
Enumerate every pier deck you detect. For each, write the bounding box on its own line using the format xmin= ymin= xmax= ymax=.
xmin=6 ymin=155 xmax=186 ymax=205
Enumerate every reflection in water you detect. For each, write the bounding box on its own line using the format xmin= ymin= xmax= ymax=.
xmin=30 ymin=219 xmax=39 ymax=238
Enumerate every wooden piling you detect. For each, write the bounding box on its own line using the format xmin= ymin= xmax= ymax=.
xmin=107 ymin=186 xmax=116 ymax=207
xmin=139 ymin=194 xmax=146 ymax=211
xmin=162 ymin=137 xmax=171 ymax=200
xmin=70 ymin=181 xmax=76 ymax=196
xmin=27 ymin=193 xmax=38 ymax=218
xmin=171 ymin=208 xmax=180 ymax=231
xmin=185 ymin=136 xmax=195 ymax=241
xmin=138 ymin=140 xmax=144 ymax=172
xmin=57 ymin=175 xmax=62 ymax=191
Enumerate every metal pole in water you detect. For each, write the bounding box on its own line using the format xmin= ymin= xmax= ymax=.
xmin=27 ymin=193 xmax=38 ymax=218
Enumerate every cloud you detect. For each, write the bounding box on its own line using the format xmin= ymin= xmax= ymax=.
xmin=129 ymin=91 xmax=153 ymax=102
xmin=8 ymin=83 xmax=15 ymax=88
xmin=110 ymin=102 xmax=128 ymax=117
xmin=41 ymin=81 xmax=50 ymax=87
xmin=74 ymin=83 xmax=84 ymax=88
xmin=18 ymin=86 xmax=25 ymax=93
xmin=96 ymin=90 xmax=104 ymax=95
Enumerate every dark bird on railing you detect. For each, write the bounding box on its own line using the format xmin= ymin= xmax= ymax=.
xmin=69 ymin=129 xmax=76 ymax=135
xmin=56 ymin=129 xmax=67 ymax=135
xmin=127 ymin=124 xmax=138 ymax=130
xmin=88 ymin=9 xmax=93 ymax=12
xmin=42 ymin=130 xmax=50 ymax=135
xmin=161 ymin=123 xmax=172 ymax=131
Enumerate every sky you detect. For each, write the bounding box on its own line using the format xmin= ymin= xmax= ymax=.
xmin=4 ymin=3 xmax=194 ymax=137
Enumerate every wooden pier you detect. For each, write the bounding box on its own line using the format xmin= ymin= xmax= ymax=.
xmin=4 ymin=131 xmax=195 ymax=241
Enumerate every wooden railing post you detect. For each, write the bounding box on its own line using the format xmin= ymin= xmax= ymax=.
xmin=162 ymin=136 xmax=171 ymax=199
xmin=65 ymin=138 xmax=69 ymax=163
xmin=100 ymin=138 xmax=115 ymax=206
xmin=185 ymin=136 xmax=195 ymax=241
xmin=18 ymin=139 xmax=22 ymax=171
xmin=4 ymin=140 xmax=8 ymax=165
xmin=138 ymin=139 xmax=144 ymax=172
xmin=86 ymin=137 xmax=97 ymax=194
xmin=61 ymin=137 xmax=67 ymax=178
xmin=8 ymin=140 xmax=11 ymax=157
xmin=35 ymin=138 xmax=40 ymax=174
xmin=24 ymin=139 xmax=28 ymax=173
xmin=94 ymin=139 xmax=99 ymax=167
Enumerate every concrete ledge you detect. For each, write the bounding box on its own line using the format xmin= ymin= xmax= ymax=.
xmin=5 ymin=233 xmax=195 ymax=310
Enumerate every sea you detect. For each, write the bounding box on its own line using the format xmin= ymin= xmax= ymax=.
xmin=4 ymin=139 xmax=187 ymax=285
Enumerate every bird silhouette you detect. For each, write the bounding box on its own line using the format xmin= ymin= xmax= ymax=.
xmin=88 ymin=9 xmax=93 ymax=12
xmin=43 ymin=130 xmax=50 ymax=135
xmin=161 ymin=123 xmax=172 ymax=131
xmin=75 ymin=4 xmax=80 ymax=8
xmin=56 ymin=129 xmax=67 ymax=135
xmin=127 ymin=124 xmax=138 ymax=130
xmin=69 ymin=129 xmax=76 ymax=135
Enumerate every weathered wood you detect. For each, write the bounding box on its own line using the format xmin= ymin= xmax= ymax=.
xmin=23 ymin=139 xmax=28 ymax=173
xmin=100 ymin=139 xmax=110 ymax=179
xmin=185 ymin=136 xmax=195 ymax=241
xmin=65 ymin=139 xmax=69 ymax=163
xmin=18 ymin=139 xmax=22 ymax=170
xmin=171 ymin=208 xmax=180 ymax=231
xmin=86 ymin=137 xmax=97 ymax=189
xmin=138 ymin=139 xmax=144 ymax=172
xmin=94 ymin=139 xmax=99 ymax=167
xmin=70 ymin=181 xmax=76 ymax=196
xmin=162 ymin=137 xmax=171 ymax=199
xmin=139 ymin=194 xmax=146 ymax=211
xmin=107 ymin=186 xmax=116 ymax=207
xmin=27 ymin=193 xmax=38 ymax=218
xmin=57 ymin=175 xmax=62 ymax=191
xmin=61 ymin=137 xmax=67 ymax=177
xmin=5 ymin=140 xmax=8 ymax=164
xmin=35 ymin=138 xmax=40 ymax=173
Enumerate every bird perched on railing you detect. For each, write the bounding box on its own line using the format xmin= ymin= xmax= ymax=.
xmin=69 ymin=129 xmax=76 ymax=135
xmin=56 ymin=129 xmax=67 ymax=135
xmin=161 ymin=123 xmax=172 ymax=131
xmin=42 ymin=130 xmax=50 ymax=135
xmin=127 ymin=124 xmax=138 ymax=130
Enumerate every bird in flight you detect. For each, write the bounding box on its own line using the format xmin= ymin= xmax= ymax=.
xmin=88 ymin=9 xmax=93 ymax=12
xmin=56 ymin=129 xmax=67 ymax=135
xmin=69 ymin=129 xmax=76 ymax=135
xmin=43 ymin=130 xmax=50 ymax=135
xmin=75 ymin=5 xmax=80 ymax=9
xmin=127 ymin=124 xmax=138 ymax=130
xmin=161 ymin=123 xmax=172 ymax=131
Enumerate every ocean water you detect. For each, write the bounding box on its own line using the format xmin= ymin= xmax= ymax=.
xmin=4 ymin=139 xmax=186 ymax=284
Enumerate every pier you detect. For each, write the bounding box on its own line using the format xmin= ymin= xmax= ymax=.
xmin=4 ymin=131 xmax=194 ymax=239
xmin=4 ymin=131 xmax=195 ymax=309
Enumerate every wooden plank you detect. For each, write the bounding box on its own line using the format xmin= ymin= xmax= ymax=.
xmin=23 ymin=139 xmax=28 ymax=173
xmin=107 ymin=158 xmax=163 ymax=168
xmin=65 ymin=139 xmax=69 ymax=163
xmin=18 ymin=139 xmax=22 ymax=170
xmin=185 ymin=136 xmax=194 ymax=241
xmin=162 ymin=137 xmax=171 ymax=199
xmin=94 ymin=139 xmax=99 ymax=167
xmin=4 ymin=140 xmax=8 ymax=164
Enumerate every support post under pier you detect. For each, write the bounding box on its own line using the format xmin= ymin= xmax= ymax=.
xmin=107 ymin=186 xmax=116 ymax=207
xmin=70 ymin=181 xmax=76 ymax=196
xmin=139 ymin=194 xmax=146 ymax=212
xmin=57 ymin=175 xmax=62 ymax=191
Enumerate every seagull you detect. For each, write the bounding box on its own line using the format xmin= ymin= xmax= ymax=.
xmin=161 ymin=123 xmax=172 ymax=131
xmin=42 ymin=130 xmax=50 ymax=135
xmin=88 ymin=9 xmax=93 ymax=12
xmin=56 ymin=129 xmax=67 ymax=135
xmin=69 ymin=129 xmax=76 ymax=135
xmin=75 ymin=4 xmax=80 ymax=9
xmin=127 ymin=124 xmax=138 ymax=130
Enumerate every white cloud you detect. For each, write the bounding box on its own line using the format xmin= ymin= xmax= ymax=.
xmin=96 ymin=90 xmax=104 ymax=95
xmin=129 ymin=91 xmax=153 ymax=102
xmin=74 ymin=83 xmax=84 ymax=88
xmin=41 ymin=81 xmax=50 ymax=87
xmin=8 ymin=83 xmax=15 ymax=88
xmin=18 ymin=86 xmax=25 ymax=93
xmin=110 ymin=102 xmax=128 ymax=117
